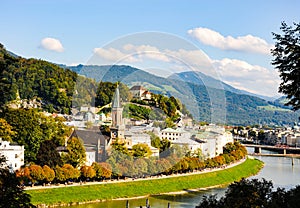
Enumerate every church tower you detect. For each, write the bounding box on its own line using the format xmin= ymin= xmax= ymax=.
xmin=110 ymin=85 xmax=125 ymax=140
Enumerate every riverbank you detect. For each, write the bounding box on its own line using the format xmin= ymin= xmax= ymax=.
xmin=26 ymin=157 xmax=263 ymax=207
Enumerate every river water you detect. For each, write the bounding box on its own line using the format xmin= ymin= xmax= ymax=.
xmin=64 ymin=148 xmax=300 ymax=208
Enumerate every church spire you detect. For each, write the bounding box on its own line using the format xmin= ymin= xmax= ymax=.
xmin=111 ymin=84 xmax=123 ymax=129
xmin=112 ymin=84 xmax=121 ymax=108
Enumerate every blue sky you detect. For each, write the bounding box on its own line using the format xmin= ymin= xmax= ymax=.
xmin=1 ymin=0 xmax=299 ymax=97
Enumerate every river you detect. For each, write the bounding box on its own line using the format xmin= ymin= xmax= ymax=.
xmin=64 ymin=148 xmax=300 ymax=208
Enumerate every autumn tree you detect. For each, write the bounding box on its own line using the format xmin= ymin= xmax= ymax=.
xmin=271 ymin=22 xmax=300 ymax=110
xmin=65 ymin=164 xmax=80 ymax=181
xmin=54 ymin=166 xmax=66 ymax=182
xmin=99 ymin=162 xmax=112 ymax=179
xmin=80 ymin=165 xmax=96 ymax=180
xmin=16 ymin=167 xmax=31 ymax=185
xmin=29 ymin=164 xmax=44 ymax=185
xmin=42 ymin=165 xmax=55 ymax=183
xmin=56 ymin=164 xmax=80 ymax=182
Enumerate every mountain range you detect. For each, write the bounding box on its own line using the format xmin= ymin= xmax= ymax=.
xmin=1 ymin=42 xmax=298 ymax=126
xmin=62 ymin=64 xmax=300 ymax=126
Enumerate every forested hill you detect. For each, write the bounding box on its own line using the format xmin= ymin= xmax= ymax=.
xmin=66 ymin=64 xmax=300 ymax=126
xmin=0 ymin=44 xmax=77 ymax=113
xmin=1 ymin=42 xmax=299 ymax=126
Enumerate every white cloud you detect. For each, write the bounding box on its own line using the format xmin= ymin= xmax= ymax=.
xmin=93 ymin=47 xmax=139 ymax=63
xmin=92 ymin=44 xmax=280 ymax=96
xmin=213 ymin=58 xmax=280 ymax=96
xmin=40 ymin=37 xmax=64 ymax=52
xmin=188 ymin=27 xmax=273 ymax=55
xmin=93 ymin=45 xmax=211 ymax=69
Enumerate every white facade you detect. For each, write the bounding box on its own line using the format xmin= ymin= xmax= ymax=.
xmin=125 ymin=131 xmax=159 ymax=157
xmin=160 ymin=128 xmax=205 ymax=155
xmin=160 ymin=128 xmax=191 ymax=141
xmin=85 ymin=148 xmax=96 ymax=166
xmin=0 ymin=138 xmax=24 ymax=171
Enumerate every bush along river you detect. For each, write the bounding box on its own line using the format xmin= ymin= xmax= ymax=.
xmin=50 ymin=148 xmax=300 ymax=208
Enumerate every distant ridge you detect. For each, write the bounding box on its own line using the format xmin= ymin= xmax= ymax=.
xmin=63 ymin=64 xmax=300 ymax=126
xmin=168 ymin=71 xmax=275 ymax=101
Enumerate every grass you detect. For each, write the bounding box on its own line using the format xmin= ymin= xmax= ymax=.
xmin=27 ymin=158 xmax=263 ymax=206
xmin=257 ymin=105 xmax=290 ymax=112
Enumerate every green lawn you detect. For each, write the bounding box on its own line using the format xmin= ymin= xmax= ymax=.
xmin=257 ymin=105 xmax=290 ymax=112
xmin=27 ymin=158 xmax=263 ymax=206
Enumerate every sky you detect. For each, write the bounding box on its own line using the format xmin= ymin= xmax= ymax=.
xmin=1 ymin=0 xmax=300 ymax=97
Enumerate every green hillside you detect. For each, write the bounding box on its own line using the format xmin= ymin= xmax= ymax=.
xmin=66 ymin=64 xmax=300 ymax=126
xmin=0 ymin=44 xmax=98 ymax=113
xmin=1 ymin=43 xmax=299 ymax=126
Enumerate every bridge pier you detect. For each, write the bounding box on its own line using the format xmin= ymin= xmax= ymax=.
xmin=254 ymin=147 xmax=261 ymax=154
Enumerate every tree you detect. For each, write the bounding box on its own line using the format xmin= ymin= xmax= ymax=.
xmin=149 ymin=132 xmax=161 ymax=149
xmin=134 ymin=158 xmax=148 ymax=177
xmin=36 ymin=140 xmax=63 ymax=168
xmin=160 ymin=138 xmax=171 ymax=153
xmin=91 ymin=162 xmax=103 ymax=180
xmin=195 ymin=178 xmax=300 ymax=208
xmin=42 ymin=165 xmax=55 ymax=183
xmin=132 ymin=143 xmax=152 ymax=158
xmin=0 ymin=118 xmax=16 ymax=142
xmin=95 ymin=82 xmax=116 ymax=107
xmin=0 ymin=155 xmax=36 ymax=208
xmin=99 ymin=162 xmax=112 ymax=179
xmin=271 ymin=22 xmax=300 ymax=110
xmin=61 ymin=136 xmax=86 ymax=168
xmin=60 ymin=164 xmax=80 ymax=181
xmin=80 ymin=165 xmax=96 ymax=180
xmin=0 ymin=108 xmax=71 ymax=163
xmin=29 ymin=164 xmax=44 ymax=185
xmin=111 ymin=139 xmax=129 ymax=155
xmin=16 ymin=167 xmax=31 ymax=185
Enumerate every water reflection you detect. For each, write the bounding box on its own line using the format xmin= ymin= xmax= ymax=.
xmin=68 ymin=188 xmax=226 ymax=208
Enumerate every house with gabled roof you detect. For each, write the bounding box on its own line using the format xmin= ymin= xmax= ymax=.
xmin=130 ymin=85 xmax=151 ymax=100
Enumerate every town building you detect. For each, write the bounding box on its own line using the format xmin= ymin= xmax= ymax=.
xmin=130 ymin=85 xmax=152 ymax=100
xmin=0 ymin=138 xmax=24 ymax=171
xmin=159 ymin=125 xmax=234 ymax=159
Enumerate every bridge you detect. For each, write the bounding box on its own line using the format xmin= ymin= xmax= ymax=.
xmin=243 ymin=144 xmax=300 ymax=155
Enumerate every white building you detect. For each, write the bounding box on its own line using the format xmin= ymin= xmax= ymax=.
xmin=130 ymin=85 xmax=152 ymax=100
xmin=160 ymin=128 xmax=206 ymax=155
xmin=0 ymin=138 xmax=24 ymax=171
xmin=160 ymin=128 xmax=191 ymax=141
xmin=125 ymin=131 xmax=159 ymax=157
